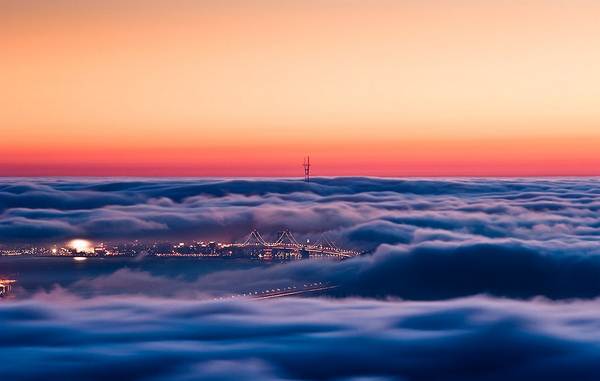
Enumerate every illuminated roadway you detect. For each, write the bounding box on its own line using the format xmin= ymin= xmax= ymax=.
xmin=212 ymin=282 xmax=338 ymax=301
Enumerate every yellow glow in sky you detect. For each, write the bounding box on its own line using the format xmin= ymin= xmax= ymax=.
xmin=1 ymin=1 xmax=600 ymax=176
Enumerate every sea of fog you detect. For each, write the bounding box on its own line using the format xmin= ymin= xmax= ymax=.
xmin=2 ymin=177 xmax=600 ymax=380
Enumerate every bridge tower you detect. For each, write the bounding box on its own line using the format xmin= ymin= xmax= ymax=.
xmin=242 ymin=229 xmax=267 ymax=246
xmin=274 ymin=230 xmax=300 ymax=246
xmin=303 ymin=156 xmax=311 ymax=182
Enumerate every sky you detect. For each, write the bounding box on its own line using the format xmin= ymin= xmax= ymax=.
xmin=2 ymin=1 xmax=600 ymax=176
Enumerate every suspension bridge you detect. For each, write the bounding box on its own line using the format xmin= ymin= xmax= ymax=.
xmin=234 ymin=229 xmax=359 ymax=260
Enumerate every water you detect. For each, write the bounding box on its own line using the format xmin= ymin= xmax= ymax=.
xmin=0 ymin=256 xmax=265 ymax=294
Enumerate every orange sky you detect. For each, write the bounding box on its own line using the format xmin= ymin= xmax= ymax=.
xmin=1 ymin=1 xmax=600 ymax=176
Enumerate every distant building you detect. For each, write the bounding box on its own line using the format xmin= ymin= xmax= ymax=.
xmin=0 ymin=279 xmax=16 ymax=297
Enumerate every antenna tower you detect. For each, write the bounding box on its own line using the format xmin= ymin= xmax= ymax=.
xmin=303 ymin=156 xmax=311 ymax=182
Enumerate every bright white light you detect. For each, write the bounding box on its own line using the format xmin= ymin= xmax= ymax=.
xmin=69 ymin=239 xmax=93 ymax=253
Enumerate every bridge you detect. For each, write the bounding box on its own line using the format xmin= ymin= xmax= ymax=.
xmin=233 ymin=229 xmax=359 ymax=260
xmin=212 ymin=282 xmax=338 ymax=301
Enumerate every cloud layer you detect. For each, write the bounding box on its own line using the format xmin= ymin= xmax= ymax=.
xmin=2 ymin=295 xmax=600 ymax=381
xmin=3 ymin=177 xmax=600 ymax=379
xmin=1 ymin=177 xmax=599 ymax=246
xmin=3 ymin=177 xmax=600 ymax=300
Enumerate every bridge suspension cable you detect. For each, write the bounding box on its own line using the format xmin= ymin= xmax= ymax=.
xmin=242 ymin=229 xmax=268 ymax=246
xmin=236 ymin=229 xmax=359 ymax=259
xmin=316 ymin=234 xmax=338 ymax=250
xmin=274 ymin=230 xmax=300 ymax=246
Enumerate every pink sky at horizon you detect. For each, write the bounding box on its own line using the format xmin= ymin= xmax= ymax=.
xmin=2 ymin=1 xmax=600 ymax=176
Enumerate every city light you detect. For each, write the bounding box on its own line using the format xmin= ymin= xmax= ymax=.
xmin=0 ymin=230 xmax=359 ymax=260
xmin=68 ymin=239 xmax=93 ymax=254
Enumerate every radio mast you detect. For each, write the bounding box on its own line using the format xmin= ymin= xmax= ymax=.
xmin=303 ymin=156 xmax=311 ymax=182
